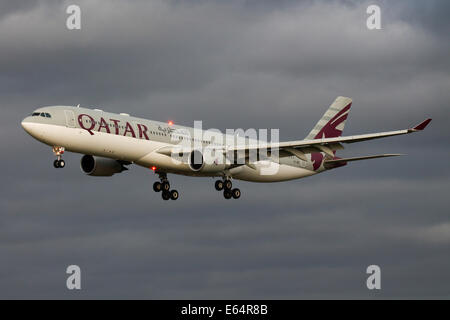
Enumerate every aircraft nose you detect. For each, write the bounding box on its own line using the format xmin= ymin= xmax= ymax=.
xmin=21 ymin=115 xmax=47 ymax=140
xmin=21 ymin=116 xmax=41 ymax=138
xmin=21 ymin=117 xmax=32 ymax=133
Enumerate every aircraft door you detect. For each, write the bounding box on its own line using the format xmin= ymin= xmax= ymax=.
xmin=64 ymin=110 xmax=76 ymax=128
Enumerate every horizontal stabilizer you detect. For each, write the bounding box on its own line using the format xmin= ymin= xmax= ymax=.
xmin=324 ymin=154 xmax=404 ymax=164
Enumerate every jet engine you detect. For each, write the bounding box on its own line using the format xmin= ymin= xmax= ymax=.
xmin=80 ymin=155 xmax=128 ymax=176
xmin=188 ymin=149 xmax=227 ymax=173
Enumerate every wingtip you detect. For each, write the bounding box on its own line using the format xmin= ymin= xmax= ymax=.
xmin=412 ymin=118 xmax=432 ymax=131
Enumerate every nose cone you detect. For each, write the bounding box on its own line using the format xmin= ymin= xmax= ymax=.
xmin=21 ymin=116 xmax=44 ymax=140
xmin=21 ymin=117 xmax=32 ymax=134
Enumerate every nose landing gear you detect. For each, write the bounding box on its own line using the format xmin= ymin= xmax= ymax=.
xmin=215 ymin=177 xmax=241 ymax=199
xmin=153 ymin=172 xmax=179 ymax=200
xmin=52 ymin=146 xmax=65 ymax=168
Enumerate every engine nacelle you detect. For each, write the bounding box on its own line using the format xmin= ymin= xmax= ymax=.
xmin=80 ymin=155 xmax=127 ymax=176
xmin=188 ymin=149 xmax=227 ymax=173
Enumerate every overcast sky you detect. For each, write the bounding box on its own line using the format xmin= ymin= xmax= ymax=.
xmin=0 ymin=0 xmax=449 ymax=299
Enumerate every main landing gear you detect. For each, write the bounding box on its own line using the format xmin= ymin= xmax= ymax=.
xmin=52 ymin=146 xmax=65 ymax=168
xmin=215 ymin=178 xmax=241 ymax=200
xmin=153 ymin=172 xmax=179 ymax=201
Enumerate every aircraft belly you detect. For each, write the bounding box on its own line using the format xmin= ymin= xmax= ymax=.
xmin=135 ymin=151 xmax=189 ymax=171
xmin=231 ymin=163 xmax=316 ymax=182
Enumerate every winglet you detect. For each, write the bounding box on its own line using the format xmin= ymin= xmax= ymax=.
xmin=411 ymin=118 xmax=432 ymax=131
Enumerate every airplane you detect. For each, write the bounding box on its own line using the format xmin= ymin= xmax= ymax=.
xmin=21 ymin=96 xmax=431 ymax=200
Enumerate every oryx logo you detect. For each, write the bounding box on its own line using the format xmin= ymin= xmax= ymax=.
xmin=311 ymin=103 xmax=351 ymax=170
xmin=315 ymin=103 xmax=351 ymax=140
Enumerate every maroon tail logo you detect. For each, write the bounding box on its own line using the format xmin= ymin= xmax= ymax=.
xmin=311 ymin=103 xmax=351 ymax=170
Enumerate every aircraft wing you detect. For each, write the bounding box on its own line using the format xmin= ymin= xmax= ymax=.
xmin=225 ymin=119 xmax=432 ymax=160
xmin=156 ymin=119 xmax=431 ymax=162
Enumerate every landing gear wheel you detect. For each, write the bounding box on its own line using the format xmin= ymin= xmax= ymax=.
xmin=224 ymin=179 xmax=232 ymax=190
xmin=170 ymin=190 xmax=179 ymax=200
xmin=215 ymin=180 xmax=224 ymax=191
xmin=162 ymin=181 xmax=170 ymax=191
xmin=52 ymin=146 xmax=65 ymax=169
xmin=224 ymin=189 xmax=232 ymax=199
xmin=155 ymin=173 xmax=177 ymax=200
xmin=153 ymin=182 xmax=162 ymax=192
xmin=162 ymin=191 xmax=171 ymax=200
xmin=232 ymin=188 xmax=241 ymax=199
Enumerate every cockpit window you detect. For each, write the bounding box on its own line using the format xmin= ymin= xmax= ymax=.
xmin=31 ymin=112 xmax=51 ymax=118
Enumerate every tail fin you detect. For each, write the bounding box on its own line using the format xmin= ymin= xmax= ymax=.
xmin=305 ymin=96 xmax=352 ymax=140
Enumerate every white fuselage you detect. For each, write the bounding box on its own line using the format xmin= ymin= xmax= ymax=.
xmin=21 ymin=106 xmax=322 ymax=182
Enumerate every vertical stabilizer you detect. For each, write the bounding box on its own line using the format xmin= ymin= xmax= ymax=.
xmin=305 ymin=96 xmax=352 ymax=140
